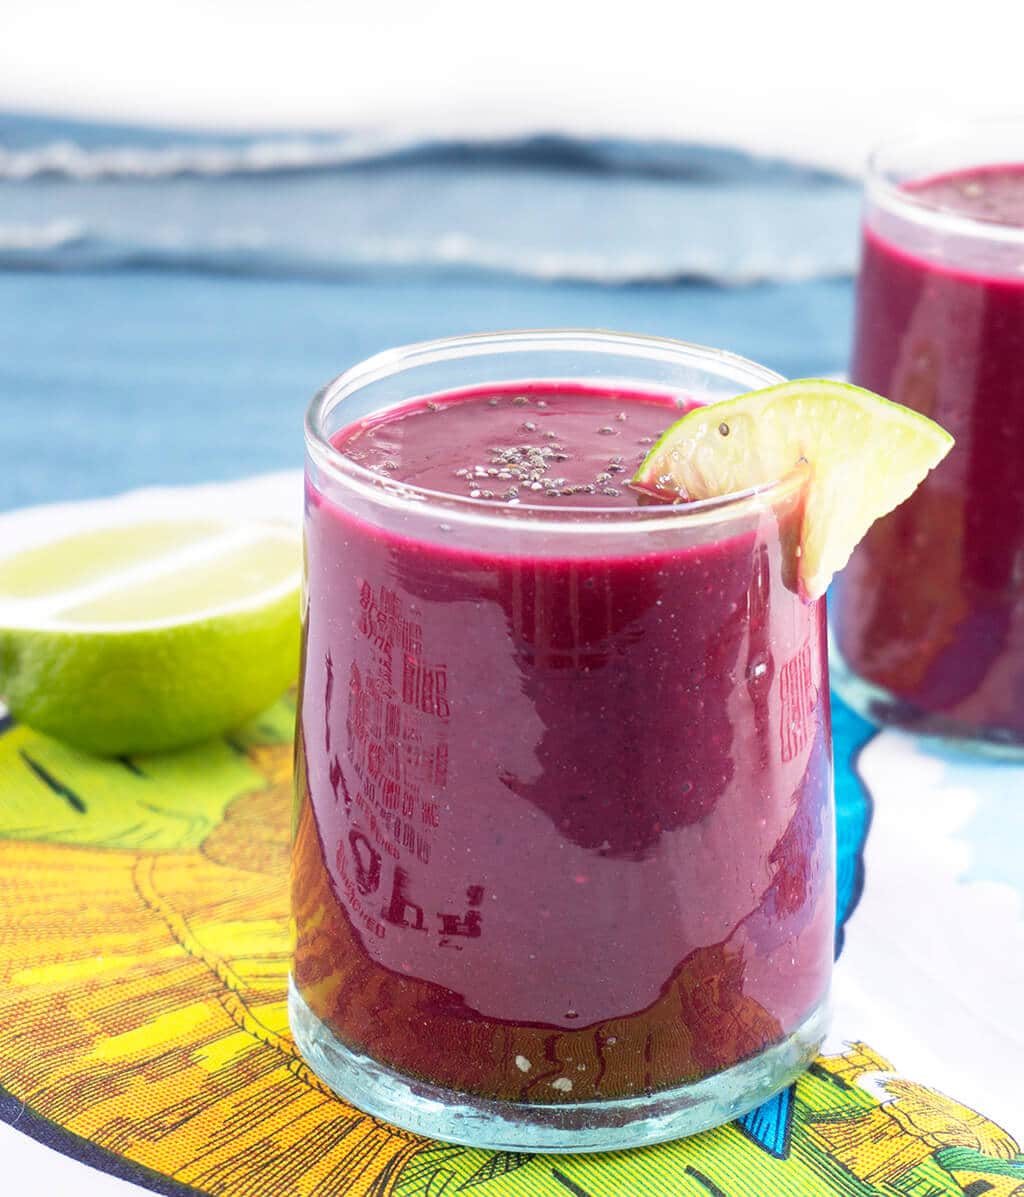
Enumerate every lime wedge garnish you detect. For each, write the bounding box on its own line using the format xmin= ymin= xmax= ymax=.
xmin=633 ymin=379 xmax=954 ymax=600
xmin=0 ymin=518 xmax=301 ymax=755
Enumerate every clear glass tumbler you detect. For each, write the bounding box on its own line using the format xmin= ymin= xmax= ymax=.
xmin=290 ymin=331 xmax=833 ymax=1152
xmin=831 ymin=120 xmax=1024 ymax=754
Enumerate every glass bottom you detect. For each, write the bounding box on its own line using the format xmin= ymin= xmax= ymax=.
xmin=829 ymin=637 xmax=1024 ymax=760
xmin=288 ymin=979 xmax=829 ymax=1154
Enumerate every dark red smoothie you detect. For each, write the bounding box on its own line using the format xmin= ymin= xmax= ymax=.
xmin=834 ymin=165 xmax=1024 ymax=745
xmin=293 ymin=384 xmax=833 ymax=1102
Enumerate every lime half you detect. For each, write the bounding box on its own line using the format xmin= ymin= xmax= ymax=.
xmin=0 ymin=518 xmax=301 ymax=755
xmin=633 ymin=379 xmax=954 ymax=600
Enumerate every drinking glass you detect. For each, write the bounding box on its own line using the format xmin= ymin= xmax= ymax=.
xmin=291 ymin=331 xmax=833 ymax=1151
xmin=831 ymin=120 xmax=1024 ymax=753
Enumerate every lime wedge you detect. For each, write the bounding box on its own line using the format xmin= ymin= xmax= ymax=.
xmin=0 ymin=518 xmax=301 ymax=755
xmin=633 ymin=379 xmax=954 ymax=600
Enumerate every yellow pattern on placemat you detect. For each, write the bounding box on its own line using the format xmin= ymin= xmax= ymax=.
xmin=0 ymin=701 xmax=1020 ymax=1197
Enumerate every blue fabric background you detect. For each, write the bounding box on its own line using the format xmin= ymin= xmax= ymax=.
xmin=0 ymin=112 xmax=857 ymax=512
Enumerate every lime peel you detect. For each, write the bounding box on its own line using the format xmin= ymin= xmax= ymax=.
xmin=0 ymin=519 xmax=301 ymax=755
xmin=632 ymin=379 xmax=954 ymax=600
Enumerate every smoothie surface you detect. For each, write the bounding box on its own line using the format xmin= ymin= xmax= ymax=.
xmin=333 ymin=383 xmax=692 ymax=509
xmin=907 ymin=162 xmax=1024 ymax=227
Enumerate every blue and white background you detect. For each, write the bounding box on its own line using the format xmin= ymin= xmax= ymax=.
xmin=0 ymin=110 xmax=859 ymax=511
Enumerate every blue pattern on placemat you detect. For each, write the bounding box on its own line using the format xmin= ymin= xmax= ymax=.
xmin=736 ymin=1083 xmax=795 ymax=1158
xmin=831 ymin=691 xmax=876 ymax=954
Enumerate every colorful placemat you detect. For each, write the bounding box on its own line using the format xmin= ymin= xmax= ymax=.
xmin=1 ymin=479 xmax=1021 ymax=1197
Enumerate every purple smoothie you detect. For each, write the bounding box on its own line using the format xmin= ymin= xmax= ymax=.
xmin=293 ymin=383 xmax=833 ymax=1102
xmin=834 ymin=165 xmax=1024 ymax=744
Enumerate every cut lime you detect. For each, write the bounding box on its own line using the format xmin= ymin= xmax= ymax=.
xmin=633 ymin=379 xmax=954 ymax=600
xmin=0 ymin=518 xmax=301 ymax=755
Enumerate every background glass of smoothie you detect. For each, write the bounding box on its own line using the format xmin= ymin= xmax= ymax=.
xmin=291 ymin=331 xmax=834 ymax=1152
xmin=831 ymin=121 xmax=1024 ymax=753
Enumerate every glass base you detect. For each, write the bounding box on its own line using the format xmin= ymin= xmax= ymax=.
xmin=288 ymin=979 xmax=829 ymax=1154
xmin=829 ymin=637 xmax=1024 ymax=760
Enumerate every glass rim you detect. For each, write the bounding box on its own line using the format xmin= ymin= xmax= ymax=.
xmin=304 ymin=329 xmax=803 ymax=535
xmin=865 ymin=115 xmax=1024 ymax=247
